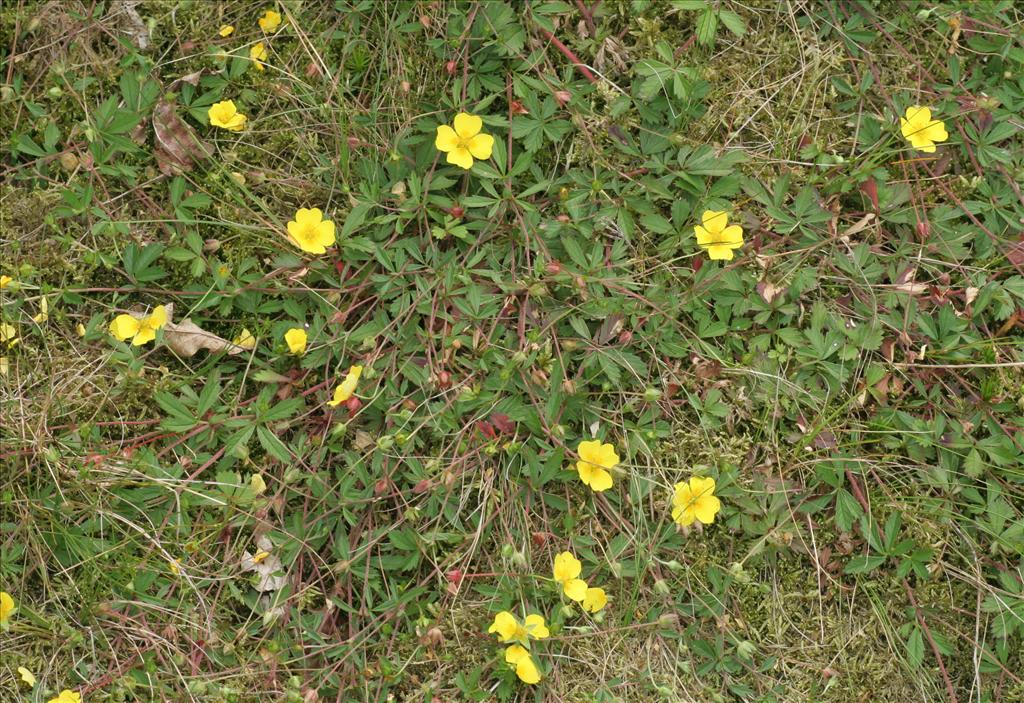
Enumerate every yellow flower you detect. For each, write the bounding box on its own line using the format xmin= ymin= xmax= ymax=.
xmin=109 ymin=305 xmax=167 ymax=346
xmin=287 ymin=207 xmax=336 ymax=254
xmin=76 ymin=323 xmax=86 ymax=337
xmin=694 ymin=210 xmax=744 ymax=261
xmin=233 ymin=328 xmax=256 ymax=350
xmin=0 ymin=275 xmax=13 ymax=289
xmin=18 ymin=666 xmax=35 ymax=686
xmin=504 ymin=645 xmax=541 ymax=684
xmin=435 ymin=112 xmax=495 ymax=170
xmin=250 ymin=42 xmax=268 ymax=71
xmin=258 ymin=9 xmax=282 ymax=32
xmin=672 ymin=476 xmax=722 ymax=527
xmin=218 ymin=25 xmax=234 ymax=37
xmin=575 ymin=439 xmax=619 ymax=492
xmin=900 ymin=105 xmax=948 ymax=153
xmin=0 ymin=322 xmax=19 ymax=348
xmin=208 ymin=100 xmax=247 ymax=131
xmin=168 ymin=558 xmax=181 ymax=575
xmin=327 ymin=365 xmax=363 ymax=406
xmin=552 ymin=551 xmax=588 ymax=602
xmin=488 ymin=611 xmax=549 ymax=643
xmin=284 ymin=327 xmax=307 ymax=355
xmin=0 ymin=591 xmax=15 ymax=623
xmin=48 ymin=691 xmax=81 ymax=703
xmin=582 ymin=587 xmax=607 ymax=613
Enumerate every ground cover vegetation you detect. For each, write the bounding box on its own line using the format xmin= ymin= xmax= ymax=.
xmin=1 ymin=1 xmax=1023 ymax=701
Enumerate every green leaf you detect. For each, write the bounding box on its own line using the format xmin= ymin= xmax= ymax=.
xmin=696 ymin=8 xmax=718 ymax=46
xmin=844 ymin=554 xmax=885 ymax=574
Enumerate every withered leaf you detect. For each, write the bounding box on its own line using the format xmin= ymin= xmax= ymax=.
xmin=153 ymin=101 xmax=210 ymax=176
xmin=161 ymin=304 xmax=247 ymax=357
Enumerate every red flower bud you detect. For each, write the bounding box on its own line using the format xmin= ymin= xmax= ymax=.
xmin=450 ymin=205 xmax=464 ymax=218
xmin=545 ymin=260 xmax=562 ymax=275
xmin=445 ymin=60 xmax=457 ymax=75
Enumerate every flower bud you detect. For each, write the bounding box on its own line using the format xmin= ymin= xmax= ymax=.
xmin=450 ymin=205 xmax=464 ymax=218
xmin=653 ymin=578 xmax=671 ymax=596
xmin=643 ymin=387 xmax=662 ymax=402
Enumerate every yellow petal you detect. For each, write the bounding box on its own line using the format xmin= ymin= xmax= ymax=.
xmin=132 ymin=325 xmax=157 ymax=346
xmin=563 ymin=578 xmax=588 ymax=602
xmin=110 ymin=314 xmax=142 ymax=341
xmin=524 ymin=614 xmax=549 ymax=639
xmin=146 ymin=305 xmax=168 ymax=330
xmin=514 ymin=654 xmax=541 ymax=684
xmin=17 ymin=666 xmax=35 ymax=686
xmin=582 ymin=587 xmax=607 ymax=613
xmin=504 ymin=643 xmax=529 ymax=664
xmin=552 ymin=551 xmax=582 ymax=582
xmin=0 ymin=591 xmax=14 ymax=622
xmin=453 ymin=112 xmax=482 ymax=139
xmin=0 ymin=275 xmax=13 ymax=289
xmin=693 ymin=495 xmax=722 ymax=524
xmin=296 ymin=207 xmax=323 ymax=224
xmin=435 ymin=125 xmax=459 ymax=152
xmin=314 ymin=219 xmax=336 ymax=249
xmin=706 ymin=245 xmax=735 ymax=261
xmin=446 ymin=147 xmax=474 ymax=170
xmin=467 ymin=132 xmax=494 ymax=160
xmin=218 ymin=25 xmax=234 ymax=37
xmin=701 ymin=210 xmax=728 ymax=234
xmin=583 ymin=466 xmax=613 ymax=492
xmin=672 ymin=503 xmax=695 ymax=526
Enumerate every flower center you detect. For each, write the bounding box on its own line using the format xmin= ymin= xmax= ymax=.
xmin=298 ymin=223 xmax=320 ymax=242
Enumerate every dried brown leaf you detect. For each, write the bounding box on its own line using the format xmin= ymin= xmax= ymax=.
xmin=161 ymin=304 xmax=246 ymax=357
xmin=153 ymin=101 xmax=210 ymax=176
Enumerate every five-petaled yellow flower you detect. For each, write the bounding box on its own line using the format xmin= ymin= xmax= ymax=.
xmin=0 ymin=591 xmax=14 ymax=623
xmin=259 ymin=9 xmax=282 ymax=32
xmin=435 ymin=113 xmax=495 ymax=170
xmin=672 ymin=476 xmax=722 ymax=527
xmin=327 ymin=365 xmax=363 ymax=406
xmin=218 ymin=25 xmax=234 ymax=37
xmin=900 ymin=105 xmax=948 ymax=153
xmin=109 ymin=305 xmax=168 ymax=346
xmin=487 ymin=611 xmax=549 ymax=643
xmin=18 ymin=667 xmax=35 ymax=687
xmin=287 ymin=207 xmax=336 ymax=254
xmin=504 ymin=644 xmax=541 ymax=684
xmin=694 ymin=210 xmax=744 ymax=261
xmin=552 ymin=551 xmax=588 ymax=602
xmin=284 ymin=327 xmax=307 ymax=355
xmin=48 ymin=692 xmax=81 ymax=703
xmin=250 ymin=42 xmax=268 ymax=71
xmin=208 ymin=100 xmax=247 ymax=131
xmin=575 ymin=439 xmax=619 ymax=492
